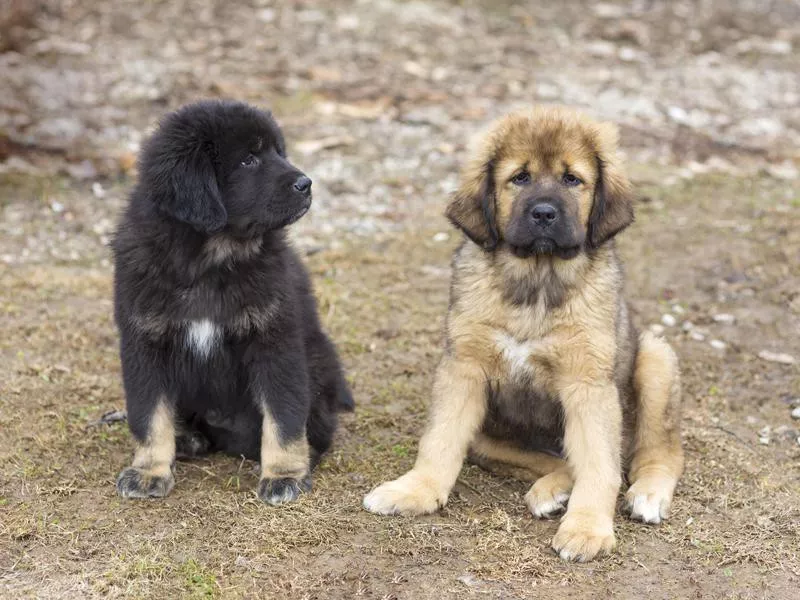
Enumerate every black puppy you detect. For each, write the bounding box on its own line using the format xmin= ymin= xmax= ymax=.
xmin=112 ymin=100 xmax=353 ymax=504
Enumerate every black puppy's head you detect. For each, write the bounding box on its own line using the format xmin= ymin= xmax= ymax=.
xmin=138 ymin=100 xmax=311 ymax=235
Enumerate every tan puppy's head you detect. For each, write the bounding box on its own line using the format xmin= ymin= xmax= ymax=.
xmin=446 ymin=106 xmax=634 ymax=259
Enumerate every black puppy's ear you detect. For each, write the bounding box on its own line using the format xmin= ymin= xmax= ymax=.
xmin=588 ymin=123 xmax=634 ymax=248
xmin=161 ymin=146 xmax=227 ymax=234
xmin=445 ymin=160 xmax=499 ymax=250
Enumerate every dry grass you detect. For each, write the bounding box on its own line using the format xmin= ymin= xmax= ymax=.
xmin=1 ymin=170 xmax=799 ymax=598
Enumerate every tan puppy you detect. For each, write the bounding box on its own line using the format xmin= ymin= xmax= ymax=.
xmin=363 ymin=106 xmax=683 ymax=562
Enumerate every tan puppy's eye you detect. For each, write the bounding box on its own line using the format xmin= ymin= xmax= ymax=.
xmin=511 ymin=171 xmax=531 ymax=186
xmin=562 ymin=173 xmax=583 ymax=187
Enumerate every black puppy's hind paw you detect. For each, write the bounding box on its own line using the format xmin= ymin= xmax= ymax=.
xmin=116 ymin=466 xmax=175 ymax=499
xmin=175 ymin=430 xmax=211 ymax=459
xmin=257 ymin=476 xmax=312 ymax=505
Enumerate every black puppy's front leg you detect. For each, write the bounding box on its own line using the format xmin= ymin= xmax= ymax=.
xmin=116 ymin=334 xmax=177 ymax=499
xmin=249 ymin=338 xmax=313 ymax=505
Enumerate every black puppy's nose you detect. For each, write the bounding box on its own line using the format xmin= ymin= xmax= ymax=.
xmin=293 ymin=175 xmax=312 ymax=194
xmin=531 ymin=203 xmax=558 ymax=227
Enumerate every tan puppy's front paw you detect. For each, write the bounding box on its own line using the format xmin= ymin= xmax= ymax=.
xmin=363 ymin=471 xmax=446 ymax=515
xmin=552 ymin=511 xmax=616 ymax=562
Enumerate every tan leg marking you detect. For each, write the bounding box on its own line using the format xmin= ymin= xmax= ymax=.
xmin=552 ymin=382 xmax=621 ymax=562
xmin=260 ymin=411 xmax=310 ymax=480
xmin=257 ymin=410 xmax=311 ymax=505
xmin=626 ymin=332 xmax=684 ymax=524
xmin=363 ymin=357 xmax=487 ymax=515
xmin=117 ymin=401 xmax=176 ymax=499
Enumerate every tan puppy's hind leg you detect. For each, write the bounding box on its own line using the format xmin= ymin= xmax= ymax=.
xmin=468 ymin=433 xmax=573 ymax=519
xmin=625 ymin=331 xmax=684 ymax=524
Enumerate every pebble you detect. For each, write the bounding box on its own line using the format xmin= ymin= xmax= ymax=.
xmin=758 ymin=350 xmax=795 ymax=365
xmin=661 ymin=314 xmax=677 ymax=327
xmin=51 ymin=201 xmax=65 ymax=213
xmin=758 ymin=436 xmax=770 ymax=445
xmin=681 ymin=320 xmax=694 ymax=331
xmin=91 ymin=182 xmax=106 ymax=198
xmin=649 ymin=323 xmax=666 ymax=335
xmin=710 ymin=339 xmax=726 ymax=350
xmin=432 ymin=232 xmax=449 ymax=242
xmin=791 ymin=407 xmax=800 ymax=420
xmin=690 ymin=331 xmax=706 ymax=342
xmin=672 ymin=304 xmax=686 ymax=315
xmin=713 ymin=313 xmax=735 ymax=324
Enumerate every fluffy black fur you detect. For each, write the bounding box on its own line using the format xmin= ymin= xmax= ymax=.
xmin=113 ymin=100 xmax=353 ymax=502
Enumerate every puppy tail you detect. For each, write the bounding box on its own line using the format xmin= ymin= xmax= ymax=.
xmin=335 ymin=375 xmax=355 ymax=412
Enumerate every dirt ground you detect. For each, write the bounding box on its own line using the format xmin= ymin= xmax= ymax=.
xmin=1 ymin=1 xmax=799 ymax=598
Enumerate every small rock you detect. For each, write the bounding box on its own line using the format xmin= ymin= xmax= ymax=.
xmin=682 ymin=321 xmax=694 ymax=332
xmin=65 ymin=160 xmax=97 ymax=181
xmin=457 ymin=574 xmax=483 ymax=588
xmin=649 ymin=324 xmax=665 ymax=335
xmin=690 ymin=331 xmax=706 ymax=342
xmin=758 ymin=350 xmax=795 ymax=365
xmin=51 ymin=201 xmax=65 ymax=213
xmin=672 ymin=304 xmax=686 ymax=315
xmin=710 ymin=339 xmax=726 ymax=350
xmin=791 ymin=407 xmax=800 ymax=420
xmin=712 ymin=313 xmax=735 ymax=324
xmin=758 ymin=436 xmax=770 ymax=445
xmin=432 ymin=232 xmax=449 ymax=242
xmin=766 ymin=161 xmax=799 ymax=180
xmin=758 ymin=426 xmax=771 ymax=438
xmin=91 ymin=182 xmax=106 ymax=198
xmin=661 ymin=314 xmax=677 ymax=327
xmin=745 ymin=416 xmax=758 ymax=425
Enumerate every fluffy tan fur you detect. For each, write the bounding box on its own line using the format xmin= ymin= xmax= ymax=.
xmin=364 ymin=106 xmax=683 ymax=563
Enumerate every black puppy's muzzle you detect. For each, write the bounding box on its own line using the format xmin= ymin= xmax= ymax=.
xmin=293 ymin=175 xmax=312 ymax=196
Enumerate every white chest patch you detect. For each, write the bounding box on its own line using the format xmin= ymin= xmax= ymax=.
xmin=494 ymin=332 xmax=536 ymax=376
xmin=186 ymin=320 xmax=221 ymax=358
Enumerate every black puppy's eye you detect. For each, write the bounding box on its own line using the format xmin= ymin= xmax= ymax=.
xmin=511 ymin=171 xmax=531 ymax=186
xmin=240 ymin=154 xmax=260 ymax=168
xmin=563 ymin=173 xmax=583 ymax=187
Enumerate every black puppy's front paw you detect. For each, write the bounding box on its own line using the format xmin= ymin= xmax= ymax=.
xmin=257 ymin=476 xmax=312 ymax=505
xmin=116 ymin=466 xmax=175 ymax=499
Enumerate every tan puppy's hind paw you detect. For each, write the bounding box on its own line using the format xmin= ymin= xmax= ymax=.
xmin=525 ymin=472 xmax=572 ymax=519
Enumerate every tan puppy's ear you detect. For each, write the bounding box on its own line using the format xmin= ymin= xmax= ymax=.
xmin=445 ymin=159 xmax=499 ymax=250
xmin=588 ymin=122 xmax=635 ymax=248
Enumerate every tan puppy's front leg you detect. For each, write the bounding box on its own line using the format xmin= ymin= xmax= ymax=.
xmin=363 ymin=357 xmax=487 ymax=515
xmin=552 ymin=382 xmax=622 ymax=562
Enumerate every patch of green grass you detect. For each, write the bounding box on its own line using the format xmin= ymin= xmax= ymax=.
xmin=179 ymin=559 xmax=218 ymax=599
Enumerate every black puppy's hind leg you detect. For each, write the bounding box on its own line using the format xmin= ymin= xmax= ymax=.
xmin=116 ymin=340 xmax=176 ymax=499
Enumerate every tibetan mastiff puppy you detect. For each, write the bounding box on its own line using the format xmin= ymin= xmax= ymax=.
xmin=113 ymin=100 xmax=353 ymax=504
xmin=364 ymin=106 xmax=683 ymax=561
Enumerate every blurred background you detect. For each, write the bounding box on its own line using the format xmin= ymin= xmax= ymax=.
xmin=1 ymin=2 xmax=798 ymax=598
xmin=1 ymin=0 xmax=798 ymax=252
